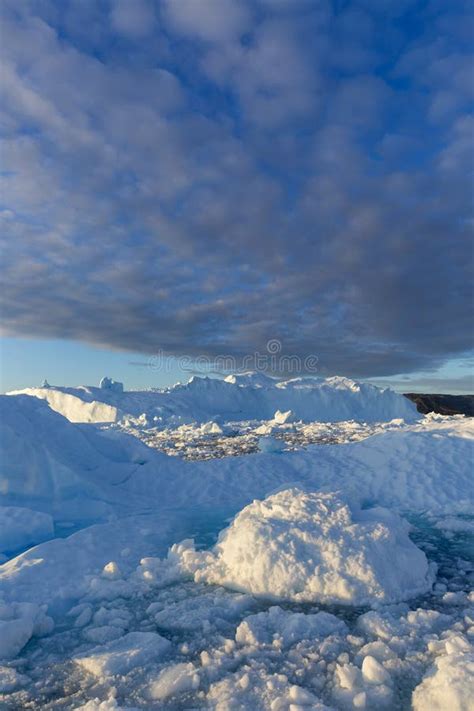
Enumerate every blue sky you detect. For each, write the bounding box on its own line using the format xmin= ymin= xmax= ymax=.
xmin=1 ymin=337 xmax=473 ymax=394
xmin=1 ymin=0 xmax=473 ymax=393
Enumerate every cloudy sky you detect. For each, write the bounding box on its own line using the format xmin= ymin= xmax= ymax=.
xmin=1 ymin=0 xmax=473 ymax=392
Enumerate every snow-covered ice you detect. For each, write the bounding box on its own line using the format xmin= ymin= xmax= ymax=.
xmin=0 ymin=376 xmax=472 ymax=709
xmin=0 ymin=506 xmax=54 ymax=556
xmin=75 ymin=631 xmax=171 ymax=678
xmin=149 ymin=661 xmax=200 ymax=701
xmin=257 ymin=435 xmax=287 ymax=453
xmin=175 ymin=489 xmax=435 ymax=605
xmin=412 ymin=649 xmax=474 ymax=711
xmin=99 ymin=377 xmax=124 ymax=394
xmin=9 ymin=372 xmax=418 ymax=425
xmin=235 ymin=606 xmax=348 ymax=648
xmin=0 ymin=601 xmax=53 ymax=660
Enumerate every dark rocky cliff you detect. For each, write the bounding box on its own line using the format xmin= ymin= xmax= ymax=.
xmin=404 ymin=393 xmax=474 ymax=417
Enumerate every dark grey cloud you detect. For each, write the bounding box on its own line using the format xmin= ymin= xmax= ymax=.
xmin=0 ymin=0 xmax=472 ymax=378
xmin=371 ymin=371 xmax=474 ymax=396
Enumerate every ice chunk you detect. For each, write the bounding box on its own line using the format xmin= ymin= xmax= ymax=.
xmin=357 ymin=607 xmax=452 ymax=642
xmin=207 ymin=666 xmax=329 ymax=710
xmin=75 ymin=631 xmax=171 ymax=678
xmin=356 ymin=641 xmax=397 ymax=664
xmin=99 ymin=377 xmax=124 ymax=393
xmin=273 ymin=409 xmax=295 ymax=424
xmin=412 ymin=651 xmax=474 ymax=711
xmin=82 ymin=625 xmax=124 ymax=644
xmin=336 ymin=663 xmax=362 ymax=691
xmin=72 ymin=606 xmax=93 ymax=629
xmin=181 ymin=489 xmax=434 ymax=605
xmin=361 ymin=655 xmax=391 ymax=685
xmin=235 ymin=606 xmax=347 ymax=649
xmin=102 ymin=561 xmax=122 ymax=580
xmin=0 ymin=614 xmax=33 ymax=660
xmin=0 ymin=666 xmax=29 ymax=693
xmin=258 ymin=436 xmax=285 ymax=453
xmin=149 ymin=662 xmax=200 ymax=701
xmin=0 ymin=602 xmax=54 ymax=660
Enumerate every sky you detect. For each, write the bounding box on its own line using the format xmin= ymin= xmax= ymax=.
xmin=0 ymin=0 xmax=473 ymax=394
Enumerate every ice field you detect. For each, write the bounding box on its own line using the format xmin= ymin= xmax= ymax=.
xmin=1 ymin=375 xmax=473 ymax=709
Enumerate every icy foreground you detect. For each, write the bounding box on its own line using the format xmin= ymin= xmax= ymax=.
xmin=0 ymin=388 xmax=473 ymax=709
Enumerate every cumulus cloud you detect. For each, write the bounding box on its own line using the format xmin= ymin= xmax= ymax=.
xmin=0 ymin=0 xmax=472 ymax=378
xmin=161 ymin=0 xmax=251 ymax=42
xmin=110 ymin=0 xmax=155 ymax=37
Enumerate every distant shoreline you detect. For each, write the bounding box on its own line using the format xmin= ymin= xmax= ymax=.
xmin=404 ymin=393 xmax=474 ymax=417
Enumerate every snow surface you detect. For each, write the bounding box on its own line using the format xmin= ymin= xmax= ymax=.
xmin=0 ymin=386 xmax=472 ymax=709
xmin=0 ymin=506 xmax=54 ymax=556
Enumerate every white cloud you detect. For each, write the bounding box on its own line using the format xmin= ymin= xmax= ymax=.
xmin=161 ymin=0 xmax=251 ymax=42
xmin=110 ymin=0 xmax=155 ymax=37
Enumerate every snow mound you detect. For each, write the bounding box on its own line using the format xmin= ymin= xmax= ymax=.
xmin=75 ymin=696 xmax=130 ymax=711
xmin=0 ymin=507 xmax=54 ymax=555
xmin=148 ymin=589 xmax=255 ymax=632
xmin=199 ymin=421 xmax=223 ymax=435
xmin=0 ymin=395 xmax=153 ymax=523
xmin=412 ymin=650 xmax=474 ymax=711
xmin=9 ymin=372 xmax=418 ymax=425
xmin=178 ymin=489 xmax=434 ymax=605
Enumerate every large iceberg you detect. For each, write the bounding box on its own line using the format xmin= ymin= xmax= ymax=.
xmin=8 ymin=372 xmax=418 ymax=424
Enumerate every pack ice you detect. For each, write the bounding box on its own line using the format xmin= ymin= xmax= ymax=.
xmin=0 ymin=376 xmax=473 ymax=709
